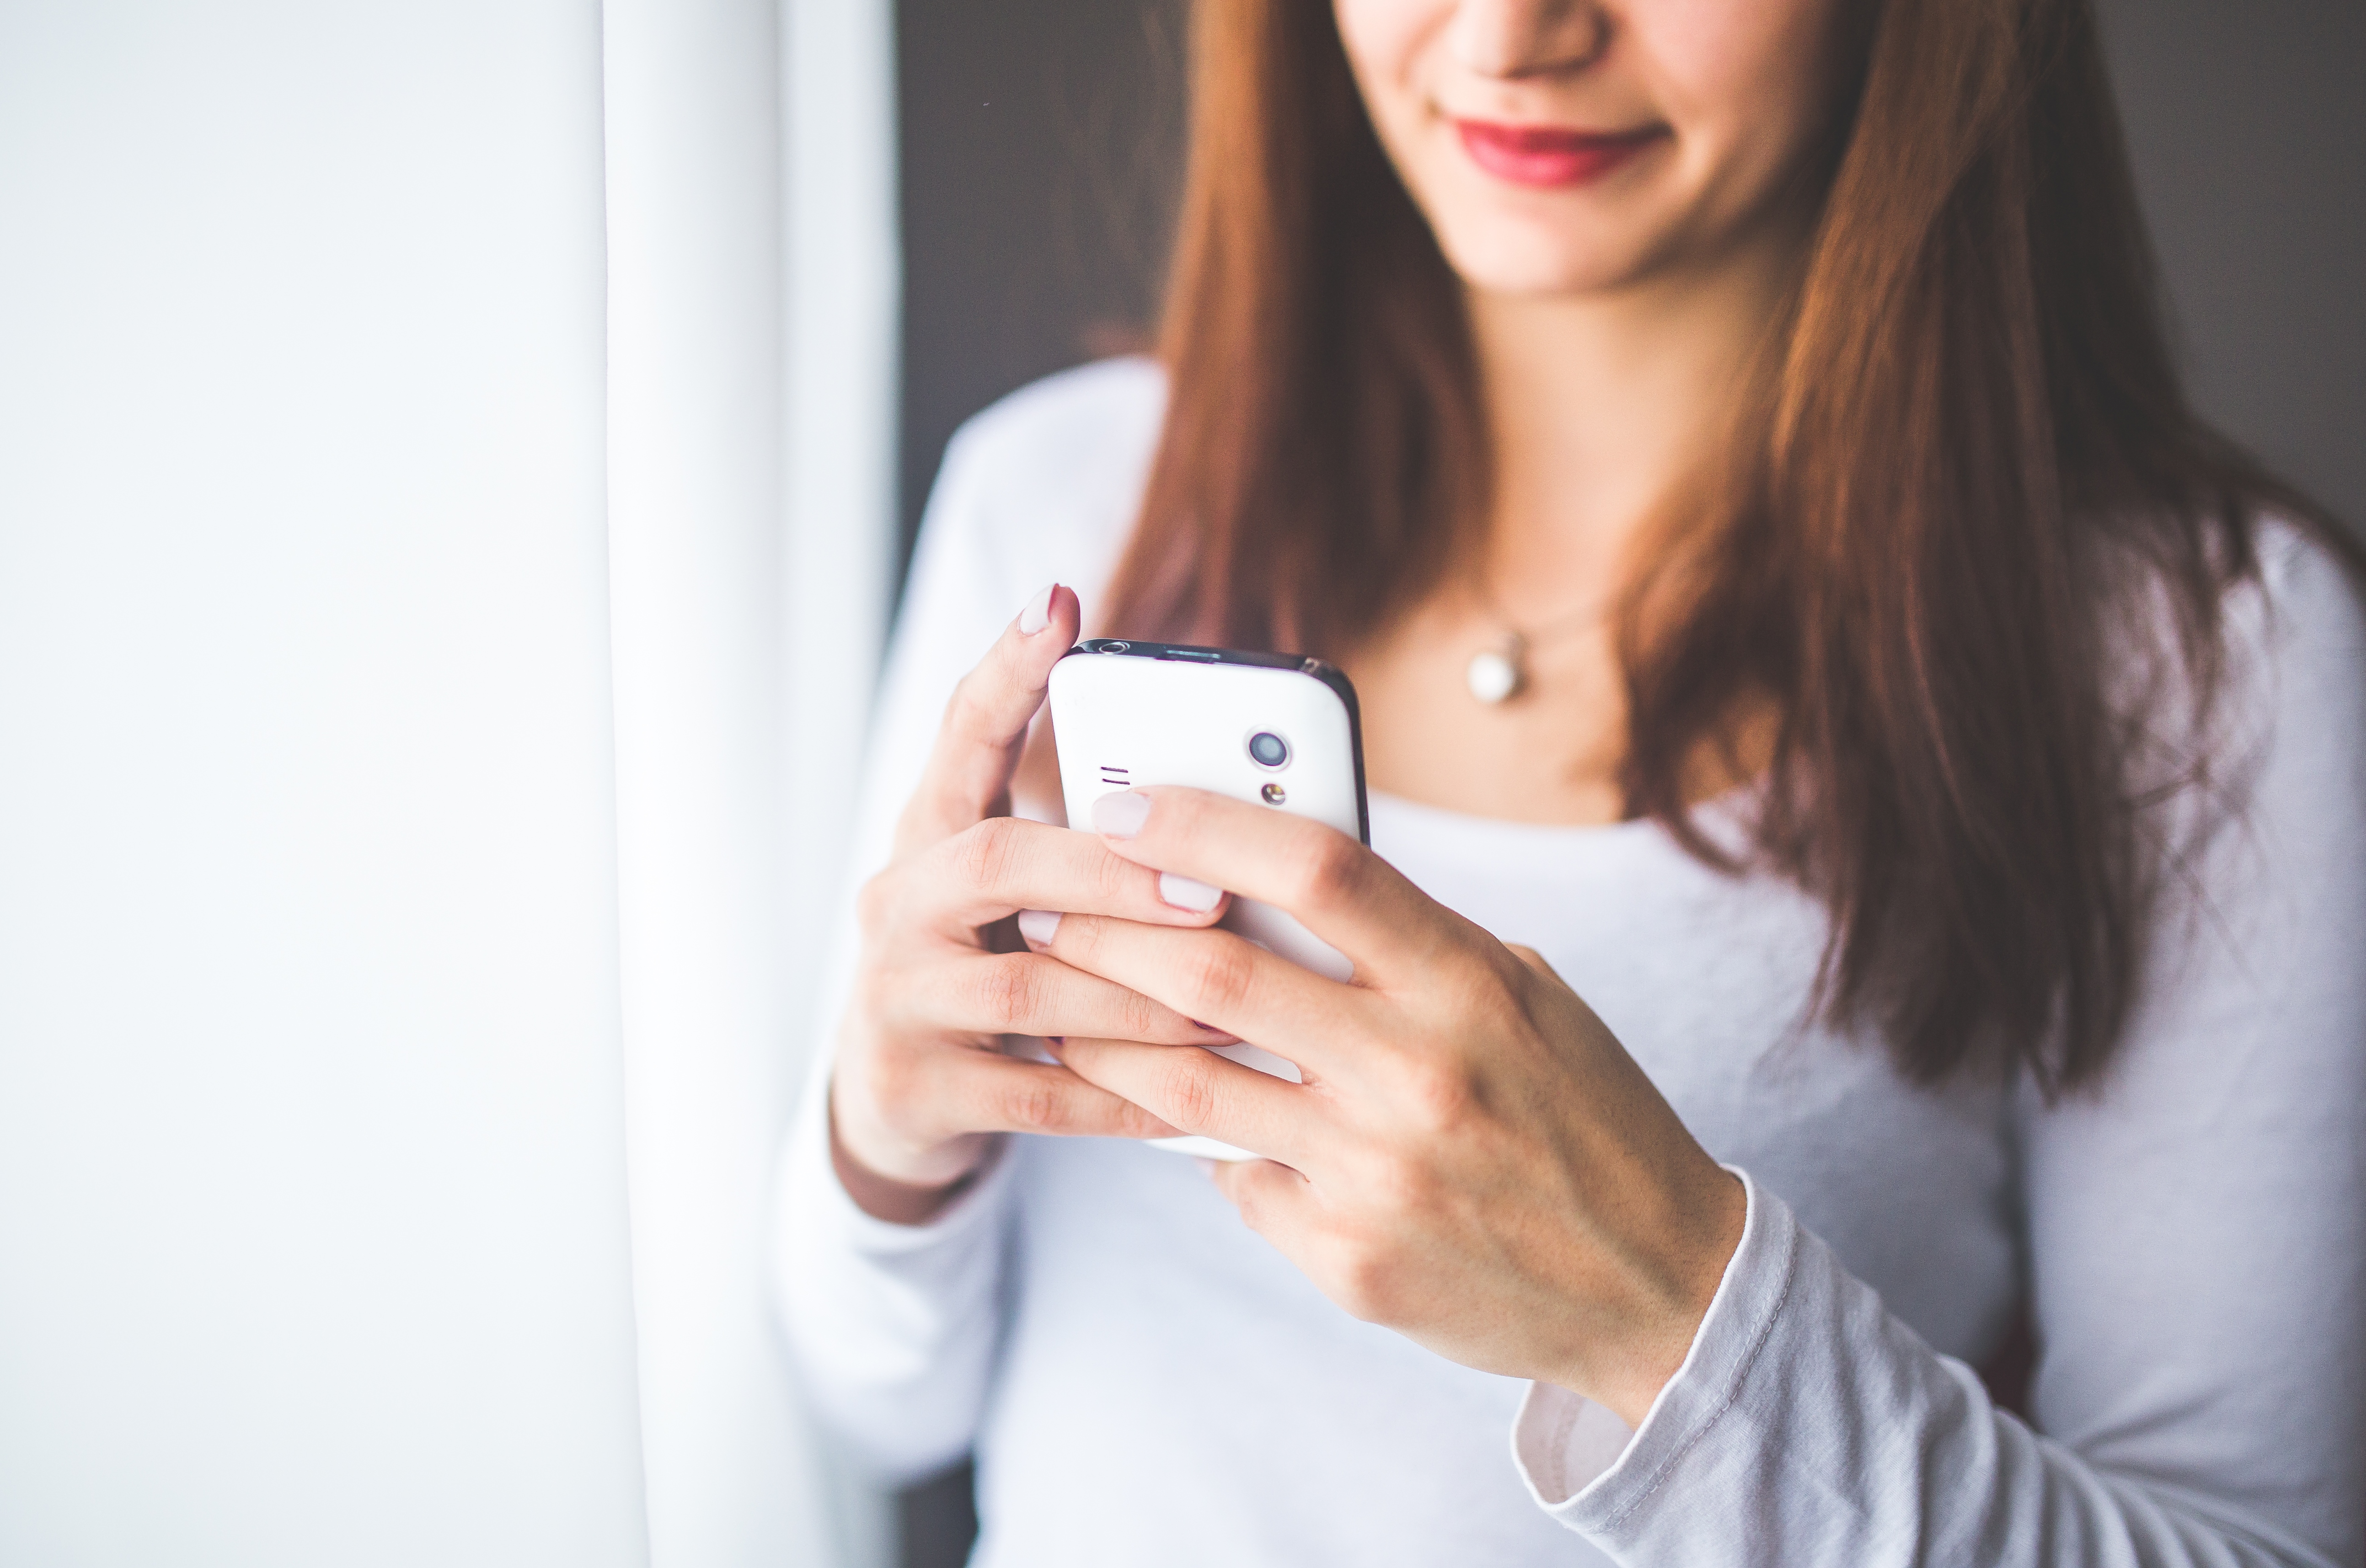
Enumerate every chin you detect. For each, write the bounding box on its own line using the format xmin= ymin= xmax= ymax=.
xmin=1434 ymin=216 xmax=1656 ymax=299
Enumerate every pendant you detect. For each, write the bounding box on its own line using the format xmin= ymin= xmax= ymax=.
xmin=1465 ymin=635 xmax=1526 ymax=704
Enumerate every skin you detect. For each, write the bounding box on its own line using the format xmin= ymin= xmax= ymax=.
xmin=1339 ymin=0 xmax=1846 ymax=823
xmin=827 ymin=583 xmax=1221 ymax=1219
xmin=831 ymin=0 xmax=1850 ymax=1429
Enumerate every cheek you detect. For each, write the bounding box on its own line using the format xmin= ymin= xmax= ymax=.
xmin=1333 ymin=0 xmax=1851 ymax=295
xmin=1332 ymin=0 xmax=1440 ymax=66
xmin=1331 ymin=0 xmax=1448 ymax=141
xmin=1331 ymin=0 xmax=1481 ymax=270
xmin=1628 ymin=0 xmax=1846 ymax=153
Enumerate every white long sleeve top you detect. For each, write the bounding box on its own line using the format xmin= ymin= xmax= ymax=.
xmin=775 ymin=358 xmax=2366 ymax=1568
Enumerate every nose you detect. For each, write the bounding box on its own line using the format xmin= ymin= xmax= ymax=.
xmin=1444 ymin=0 xmax=1612 ymax=79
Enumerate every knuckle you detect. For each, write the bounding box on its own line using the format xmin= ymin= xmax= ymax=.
xmin=949 ymin=815 xmax=1024 ymax=894
xmin=1116 ymin=1099 xmax=1172 ymax=1140
xmin=1086 ymin=843 xmax=1134 ymax=906
xmin=854 ymin=955 xmax=930 ymax=1037
xmin=1050 ymin=909 xmax=1100 ymax=965
xmin=1283 ymin=831 xmax=1364 ymax=912
xmin=972 ymin=954 xmax=1043 ymax=1032
xmin=1000 ymin=1076 xmax=1071 ymax=1134
xmin=1108 ymin=987 xmax=1165 ymax=1042
xmin=944 ymin=670 xmax=997 ymax=734
xmin=1495 ymin=942 xmax=1555 ymax=997
xmin=1155 ymin=1054 xmax=1223 ymax=1131
xmin=1401 ymin=1061 xmax=1478 ymax=1136
xmin=1327 ymin=1237 xmax=1398 ymax=1323
xmin=1367 ymin=1149 xmax=1440 ymax=1217
xmin=1228 ymin=1175 xmax=1271 ymax=1232
xmin=1181 ymin=939 xmax=1258 ymax=1019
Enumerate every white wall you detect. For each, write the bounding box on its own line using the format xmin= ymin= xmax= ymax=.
xmin=0 ymin=4 xmax=649 ymax=1563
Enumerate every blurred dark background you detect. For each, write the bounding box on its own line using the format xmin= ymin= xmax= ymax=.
xmin=889 ymin=1 xmax=2363 ymax=1562
xmin=896 ymin=0 xmax=1188 ymax=571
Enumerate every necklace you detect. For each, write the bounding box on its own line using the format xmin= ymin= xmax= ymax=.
xmin=1463 ymin=585 xmax=1610 ymax=706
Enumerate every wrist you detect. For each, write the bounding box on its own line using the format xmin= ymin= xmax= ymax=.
xmin=1582 ymin=1166 xmax=1746 ymax=1429
xmin=826 ymin=1087 xmax=990 ymax=1226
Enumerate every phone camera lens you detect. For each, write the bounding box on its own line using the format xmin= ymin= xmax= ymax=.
xmin=1100 ymin=640 xmax=1129 ymax=654
xmin=1247 ymin=731 xmax=1290 ymax=769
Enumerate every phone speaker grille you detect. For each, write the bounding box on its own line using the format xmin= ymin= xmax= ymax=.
xmin=1099 ymin=765 xmax=1130 ymax=785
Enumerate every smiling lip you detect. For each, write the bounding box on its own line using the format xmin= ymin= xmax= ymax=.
xmin=1453 ymin=119 xmax=1667 ymax=188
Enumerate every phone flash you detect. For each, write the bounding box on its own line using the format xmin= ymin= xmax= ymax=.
xmin=1261 ymin=782 xmax=1287 ymax=805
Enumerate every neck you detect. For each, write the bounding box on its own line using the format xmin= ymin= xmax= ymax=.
xmin=1463 ymin=235 xmax=1797 ymax=624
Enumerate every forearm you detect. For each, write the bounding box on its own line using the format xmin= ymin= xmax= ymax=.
xmin=1519 ymin=1173 xmax=2345 ymax=1567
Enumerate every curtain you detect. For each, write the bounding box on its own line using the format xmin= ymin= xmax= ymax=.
xmin=0 ymin=3 xmax=895 ymax=1563
xmin=606 ymin=0 xmax=898 ymax=1564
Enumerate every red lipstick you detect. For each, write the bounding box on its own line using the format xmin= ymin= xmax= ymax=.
xmin=1453 ymin=119 xmax=1666 ymax=188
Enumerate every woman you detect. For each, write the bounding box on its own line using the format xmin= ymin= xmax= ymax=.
xmin=779 ymin=0 xmax=2365 ymax=1563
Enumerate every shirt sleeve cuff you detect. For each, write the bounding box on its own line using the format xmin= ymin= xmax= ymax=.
xmin=1510 ymin=1165 xmax=1802 ymax=1523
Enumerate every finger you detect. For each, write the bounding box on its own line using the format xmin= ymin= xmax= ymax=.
xmin=1208 ymin=1155 xmax=1318 ymax=1240
xmin=1086 ymin=787 xmax=1464 ymax=985
xmin=1038 ymin=913 xmax=1373 ymax=1077
xmin=883 ymin=950 xmax=1236 ymax=1046
xmin=912 ymin=816 xmax=1230 ymax=935
xmin=919 ymin=1050 xmax=1183 ymax=1142
xmin=897 ymin=582 xmax=1080 ymax=852
xmin=1053 ymin=1035 xmax=1327 ymax=1168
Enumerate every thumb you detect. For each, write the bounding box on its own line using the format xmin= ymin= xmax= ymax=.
xmin=897 ymin=582 xmax=1080 ymax=850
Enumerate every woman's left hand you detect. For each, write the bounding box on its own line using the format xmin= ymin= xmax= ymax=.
xmin=1025 ymin=786 xmax=1745 ymax=1430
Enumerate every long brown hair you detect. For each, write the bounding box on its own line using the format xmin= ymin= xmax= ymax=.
xmin=1102 ymin=0 xmax=2354 ymax=1091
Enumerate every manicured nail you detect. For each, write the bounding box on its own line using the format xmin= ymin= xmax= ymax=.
xmin=1017 ymin=583 xmax=1057 ymax=635
xmin=1158 ymin=873 xmax=1221 ymax=912
xmin=1017 ymin=908 xmax=1061 ymax=946
xmin=1092 ymin=789 xmax=1152 ymax=838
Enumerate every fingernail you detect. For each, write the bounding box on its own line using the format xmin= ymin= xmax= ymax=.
xmin=1092 ymin=789 xmax=1152 ymax=838
xmin=1017 ymin=583 xmax=1057 ymax=635
xmin=1158 ymin=872 xmax=1221 ymax=912
xmin=1194 ymin=1157 xmax=1219 ymax=1180
xmin=1017 ymin=908 xmax=1061 ymax=946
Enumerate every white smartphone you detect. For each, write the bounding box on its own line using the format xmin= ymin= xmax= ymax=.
xmin=1047 ymin=638 xmax=1369 ymax=1162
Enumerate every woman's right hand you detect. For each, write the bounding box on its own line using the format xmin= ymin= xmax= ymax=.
xmin=828 ymin=583 xmax=1237 ymax=1223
